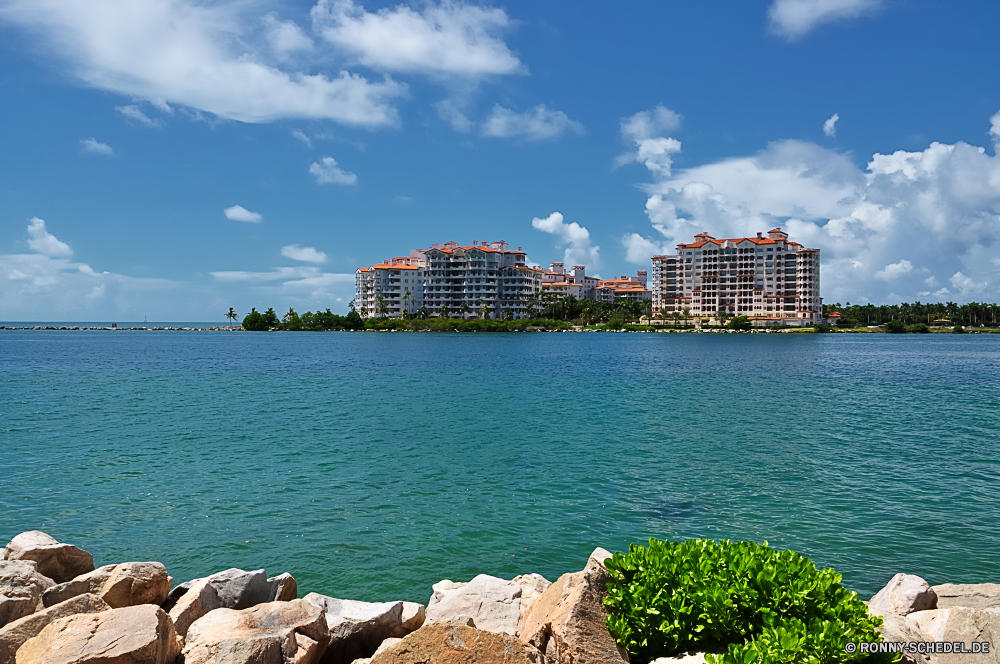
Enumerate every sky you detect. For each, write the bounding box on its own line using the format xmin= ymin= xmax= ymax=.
xmin=1 ymin=0 xmax=999 ymax=321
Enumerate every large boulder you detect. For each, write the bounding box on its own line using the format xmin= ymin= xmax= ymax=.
xmin=43 ymin=562 xmax=171 ymax=609
xmin=876 ymin=612 xmax=933 ymax=664
xmin=168 ymin=578 xmax=222 ymax=638
xmin=369 ymin=623 xmax=532 ymax=664
xmin=518 ymin=548 xmax=629 ymax=664
xmin=0 ymin=562 xmax=54 ymax=629
xmin=424 ymin=575 xmax=525 ymax=636
xmin=302 ymin=594 xmax=406 ymax=664
xmin=388 ymin=604 xmax=424 ymax=639
xmin=163 ymin=569 xmax=270 ymax=613
xmin=3 ymin=534 xmax=94 ymax=585
xmin=14 ymin=604 xmax=181 ymax=664
xmin=0 ymin=594 xmax=109 ymax=664
xmin=869 ymin=574 xmax=937 ymax=617
xmin=932 ymin=583 xmax=1000 ymax=610
xmin=183 ymin=599 xmax=330 ymax=664
xmin=428 ymin=581 xmax=466 ymax=607
xmin=267 ymin=575 xmax=298 ymax=603
xmin=909 ymin=607 xmax=1000 ymax=664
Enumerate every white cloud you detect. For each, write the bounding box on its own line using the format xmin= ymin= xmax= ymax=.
xmin=309 ymin=156 xmax=358 ymax=185
xmin=281 ymin=244 xmax=328 ymax=263
xmin=263 ymin=14 xmax=314 ymax=58
xmin=311 ymin=0 xmax=522 ymax=77
xmin=616 ymin=105 xmax=683 ymax=177
xmin=990 ymin=110 xmax=1000 ymax=149
xmin=531 ymin=212 xmax=599 ymax=267
xmin=0 ymin=0 xmax=405 ymax=126
xmin=875 ymin=259 xmax=912 ymax=280
xmin=435 ymin=99 xmax=473 ymax=133
xmin=27 ymin=217 xmax=72 ymax=257
xmin=481 ymin=105 xmax=584 ymax=141
xmin=116 ymin=104 xmax=161 ymax=127
xmin=622 ymin=233 xmax=672 ymax=264
xmin=224 ymin=205 xmax=263 ymax=223
xmin=291 ymin=130 xmax=313 ymax=148
xmin=80 ymin=138 xmax=113 ymax=155
xmin=823 ymin=112 xmax=839 ymax=137
xmin=768 ymin=0 xmax=882 ymax=39
xmin=624 ymin=111 xmax=1000 ymax=304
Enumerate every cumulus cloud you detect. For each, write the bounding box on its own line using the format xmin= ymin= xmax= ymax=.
xmin=481 ymin=105 xmax=584 ymax=141
xmin=0 ymin=0 xmax=404 ymax=125
xmin=823 ymin=112 xmax=839 ymax=137
xmin=309 ymin=156 xmax=358 ymax=185
xmin=531 ymin=212 xmax=599 ymax=266
xmin=281 ymin=244 xmax=328 ymax=263
xmin=311 ymin=0 xmax=522 ymax=77
xmin=224 ymin=205 xmax=263 ymax=223
xmin=768 ymin=0 xmax=882 ymax=39
xmin=116 ymin=104 xmax=162 ymax=127
xmin=616 ymin=105 xmax=683 ymax=177
xmin=622 ymin=233 xmax=673 ymax=264
xmin=27 ymin=217 xmax=72 ymax=257
xmin=80 ymin=138 xmax=113 ymax=155
xmin=210 ymin=265 xmax=354 ymax=302
xmin=623 ymin=111 xmax=1000 ymax=304
xmin=435 ymin=99 xmax=473 ymax=132
xmin=263 ymin=13 xmax=314 ymax=58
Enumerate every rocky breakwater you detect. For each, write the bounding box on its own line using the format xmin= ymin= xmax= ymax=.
xmin=1 ymin=532 xmax=628 ymax=664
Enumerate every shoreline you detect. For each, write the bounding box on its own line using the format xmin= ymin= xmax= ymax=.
xmin=3 ymin=325 xmax=999 ymax=334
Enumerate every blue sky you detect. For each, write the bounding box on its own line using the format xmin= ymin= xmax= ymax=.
xmin=2 ymin=0 xmax=999 ymax=320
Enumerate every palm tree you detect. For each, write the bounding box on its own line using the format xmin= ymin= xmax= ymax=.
xmin=682 ymin=307 xmax=692 ymax=327
xmin=224 ymin=307 xmax=238 ymax=328
xmin=438 ymin=302 xmax=451 ymax=319
xmin=402 ymin=289 xmax=412 ymax=319
xmin=480 ymin=303 xmax=490 ymax=319
xmin=375 ymin=295 xmax=389 ymax=321
xmin=417 ymin=305 xmax=430 ymax=320
xmin=283 ymin=307 xmax=297 ymax=323
xmin=460 ymin=300 xmax=471 ymax=320
xmin=502 ymin=307 xmax=513 ymax=320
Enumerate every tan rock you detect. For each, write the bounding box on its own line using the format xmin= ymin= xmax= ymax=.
xmin=168 ymin=578 xmax=222 ymax=638
xmin=164 ymin=569 xmax=270 ymax=614
xmin=267 ymin=574 xmax=298 ymax=603
xmin=429 ymin=581 xmax=467 ymax=607
xmin=3 ymin=534 xmax=94 ymax=585
xmin=511 ymin=576 xmax=550 ymax=627
xmin=183 ymin=599 xmax=330 ymax=664
xmin=302 ymin=594 xmax=403 ymax=664
xmin=909 ymin=607 xmax=1000 ymax=664
xmin=869 ymin=574 xmax=937 ymax=617
xmin=0 ymin=561 xmax=54 ymax=628
xmin=389 ymin=603 xmax=424 ymax=638
xmin=0 ymin=594 xmax=109 ymax=664
xmin=932 ymin=583 xmax=1000 ymax=610
xmin=14 ymin=604 xmax=180 ymax=664
xmin=369 ymin=623 xmax=532 ymax=664
xmin=43 ymin=563 xmax=171 ymax=609
xmin=876 ymin=612 xmax=932 ymax=664
xmin=425 ymin=576 xmax=523 ymax=636
xmin=519 ymin=548 xmax=629 ymax=664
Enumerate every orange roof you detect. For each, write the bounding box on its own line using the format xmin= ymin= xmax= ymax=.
xmin=357 ymin=267 xmax=370 ymax=272
xmin=372 ymin=263 xmax=421 ymax=270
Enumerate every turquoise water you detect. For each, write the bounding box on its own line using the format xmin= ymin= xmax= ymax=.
xmin=2 ymin=331 xmax=998 ymax=603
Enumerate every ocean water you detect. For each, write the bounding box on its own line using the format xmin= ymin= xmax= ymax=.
xmin=1 ymin=330 xmax=998 ymax=603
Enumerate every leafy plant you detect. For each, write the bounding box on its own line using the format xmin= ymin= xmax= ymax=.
xmin=727 ymin=315 xmax=752 ymax=331
xmin=905 ymin=323 xmax=930 ymax=333
xmin=883 ymin=320 xmax=906 ymax=333
xmin=603 ymin=538 xmax=895 ymax=664
xmin=953 ymin=325 xmax=967 ymax=334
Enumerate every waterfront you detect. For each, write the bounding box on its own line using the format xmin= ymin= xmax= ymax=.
xmin=2 ymin=331 xmax=997 ymax=603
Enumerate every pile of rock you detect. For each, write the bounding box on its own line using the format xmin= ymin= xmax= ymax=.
xmin=1 ymin=532 xmax=630 ymax=664
xmin=869 ymin=573 xmax=1000 ymax=664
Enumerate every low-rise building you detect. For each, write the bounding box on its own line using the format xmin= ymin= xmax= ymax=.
xmin=594 ymin=272 xmax=651 ymax=302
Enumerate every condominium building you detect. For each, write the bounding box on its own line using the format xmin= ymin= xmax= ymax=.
xmin=651 ymin=228 xmax=821 ymax=326
xmin=355 ymin=255 xmax=426 ymax=318
xmin=594 ymin=272 xmax=651 ymax=302
xmin=541 ymin=263 xmax=599 ymax=300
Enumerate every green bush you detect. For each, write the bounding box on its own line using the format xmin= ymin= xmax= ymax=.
xmin=883 ymin=320 xmax=906 ymax=333
xmin=603 ymin=539 xmax=894 ymax=664
xmin=953 ymin=325 xmax=967 ymax=334
xmin=812 ymin=324 xmax=834 ymax=333
xmin=727 ymin=315 xmax=752 ymax=331
xmin=905 ymin=323 xmax=930 ymax=333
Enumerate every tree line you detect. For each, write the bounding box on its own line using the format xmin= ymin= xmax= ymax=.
xmin=823 ymin=301 xmax=1000 ymax=327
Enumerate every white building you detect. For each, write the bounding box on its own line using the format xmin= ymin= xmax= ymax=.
xmin=651 ymin=228 xmax=822 ymax=326
xmin=541 ymin=263 xmax=599 ymax=300
xmin=355 ymin=256 xmax=425 ymax=318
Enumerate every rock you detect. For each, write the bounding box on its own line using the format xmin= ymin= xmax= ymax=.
xmin=183 ymin=600 xmax=330 ymax=664
xmin=369 ymin=623 xmax=532 ymax=664
xmin=43 ymin=562 xmax=171 ymax=610
xmin=302 ymin=594 xmax=405 ymax=664
xmin=0 ymin=561 xmax=54 ymax=629
xmin=425 ymin=575 xmax=524 ymax=636
xmin=428 ymin=581 xmax=466 ymax=607
xmin=168 ymin=578 xmax=222 ymax=638
xmin=163 ymin=569 xmax=270 ymax=613
xmin=389 ymin=604 xmax=424 ymax=638
xmin=15 ymin=604 xmax=181 ymax=664
xmin=372 ymin=639 xmax=401 ymax=658
xmin=0 ymin=594 xmax=110 ymax=664
xmin=909 ymin=607 xmax=1000 ymax=663
xmin=267 ymin=574 xmax=298 ymax=603
xmin=511 ymin=575 xmax=550 ymax=625
xmin=932 ymin=583 xmax=1000 ymax=610
xmin=869 ymin=574 xmax=937 ymax=617
xmin=2 ymin=533 xmax=94 ymax=585
xmin=876 ymin=612 xmax=933 ymax=664
xmin=518 ymin=548 xmax=629 ymax=664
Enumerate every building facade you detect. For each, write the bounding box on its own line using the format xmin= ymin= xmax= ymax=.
xmin=355 ymin=256 xmax=426 ymax=319
xmin=651 ymin=228 xmax=821 ymax=326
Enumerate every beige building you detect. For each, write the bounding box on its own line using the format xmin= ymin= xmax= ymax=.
xmin=354 ymin=256 xmax=426 ymax=318
xmin=594 ymin=272 xmax=651 ymax=302
xmin=651 ymin=228 xmax=821 ymax=326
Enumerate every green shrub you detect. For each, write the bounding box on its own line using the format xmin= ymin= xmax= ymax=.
xmin=883 ymin=320 xmax=906 ymax=333
xmin=812 ymin=324 xmax=834 ymax=333
xmin=603 ymin=539 xmax=894 ymax=664
xmin=906 ymin=323 xmax=930 ymax=333
xmin=727 ymin=315 xmax=752 ymax=331
xmin=953 ymin=325 xmax=967 ymax=334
